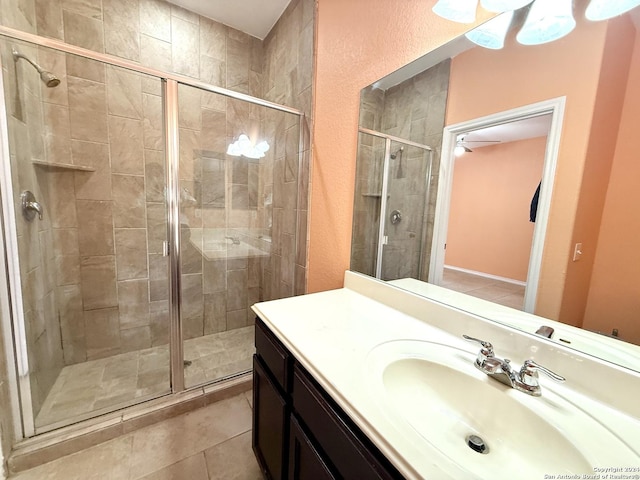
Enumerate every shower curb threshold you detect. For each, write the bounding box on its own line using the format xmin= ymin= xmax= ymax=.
xmin=7 ymin=373 xmax=252 ymax=474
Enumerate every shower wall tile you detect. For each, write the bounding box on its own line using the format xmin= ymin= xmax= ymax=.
xmin=226 ymin=269 xmax=247 ymax=312
xmin=171 ymin=3 xmax=199 ymax=24
xmin=66 ymin=54 xmax=105 ymax=83
xmin=178 ymin=86 xmax=202 ymax=131
xmin=200 ymin=17 xmax=226 ymax=61
xmin=107 ymin=67 xmax=143 ymax=120
xmin=48 ymin=171 xmax=78 ymax=228
xmin=140 ymin=34 xmax=172 ymax=72
xmin=201 ymin=110 xmax=226 ymax=154
xmin=117 ymin=279 xmax=150 ymax=329
xmin=62 ymin=10 xmax=104 ymax=52
xmin=53 ymin=227 xmax=80 ymax=256
xmin=204 ymin=291 xmax=226 ymax=334
xmin=171 ymin=17 xmax=199 ymax=78
xmin=103 ymin=0 xmax=140 ymax=61
xmin=181 ymin=273 xmax=203 ymax=320
xmin=121 ymin=326 xmax=152 ymax=352
xmin=226 ymin=309 xmax=247 ymax=330
xmin=55 ymin=254 xmax=80 ymax=285
xmin=144 ymin=149 xmax=165 ymax=203
xmin=77 ymin=200 xmax=114 ymax=255
xmin=58 ymin=284 xmax=86 ymax=364
xmin=63 ymin=0 xmax=103 ymax=20
xmin=115 ymin=228 xmax=148 ymax=280
xmin=109 ymin=116 xmax=144 ymax=175
xmin=150 ymin=308 xmax=169 ymax=346
xmin=68 ymin=76 xmax=108 ymax=143
xmin=80 ymin=255 xmax=118 ymax=310
xmin=146 ymin=203 xmax=167 ymax=255
xmin=139 ymin=0 xmax=171 ymax=42
xmin=85 ymin=307 xmax=120 ymax=360
xmin=112 ymin=174 xmax=146 ymax=228
xmin=42 ymin=103 xmax=71 ymax=164
xmin=226 ymin=38 xmax=250 ymax=91
xmin=72 ymin=140 xmax=112 ymax=200
xmin=142 ymin=93 xmax=163 ymax=150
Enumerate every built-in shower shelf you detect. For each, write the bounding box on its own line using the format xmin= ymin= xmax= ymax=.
xmin=32 ymin=160 xmax=96 ymax=172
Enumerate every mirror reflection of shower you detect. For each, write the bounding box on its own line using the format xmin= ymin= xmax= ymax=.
xmin=12 ymin=48 xmax=60 ymax=88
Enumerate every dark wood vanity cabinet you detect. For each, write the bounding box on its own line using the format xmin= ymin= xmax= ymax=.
xmin=252 ymin=317 xmax=404 ymax=480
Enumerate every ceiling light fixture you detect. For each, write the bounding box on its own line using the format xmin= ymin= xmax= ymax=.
xmin=465 ymin=10 xmax=514 ymax=49
xmin=227 ymin=134 xmax=270 ymax=159
xmin=516 ymin=0 xmax=576 ymax=45
xmin=480 ymin=0 xmax=533 ymax=13
xmin=432 ymin=0 xmax=479 ymax=23
xmin=585 ymin=0 xmax=640 ymax=21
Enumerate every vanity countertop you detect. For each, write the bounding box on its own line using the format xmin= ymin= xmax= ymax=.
xmin=252 ymin=271 xmax=640 ymax=480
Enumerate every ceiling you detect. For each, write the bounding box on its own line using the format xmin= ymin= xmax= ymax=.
xmin=461 ymin=115 xmax=552 ymax=148
xmin=165 ymin=0 xmax=292 ymax=39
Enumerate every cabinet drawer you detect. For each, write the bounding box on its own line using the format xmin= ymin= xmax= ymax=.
xmin=255 ymin=317 xmax=291 ymax=393
xmin=292 ymin=365 xmax=402 ymax=480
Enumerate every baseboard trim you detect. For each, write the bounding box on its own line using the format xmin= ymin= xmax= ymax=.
xmin=444 ymin=265 xmax=526 ymax=286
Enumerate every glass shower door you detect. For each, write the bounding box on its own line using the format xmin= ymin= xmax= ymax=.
xmin=177 ymin=83 xmax=301 ymax=389
xmin=380 ymin=141 xmax=433 ymax=281
xmin=0 ymin=38 xmax=171 ymax=433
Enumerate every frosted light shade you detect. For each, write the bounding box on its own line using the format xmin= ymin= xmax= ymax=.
xmin=433 ymin=0 xmax=478 ymax=23
xmin=585 ymin=0 xmax=640 ymax=21
xmin=517 ymin=0 xmax=576 ymax=45
xmin=480 ymin=0 xmax=533 ymax=13
xmin=465 ymin=10 xmax=514 ymax=49
xmin=454 ymin=145 xmax=467 ymax=156
xmin=227 ymin=134 xmax=270 ymax=158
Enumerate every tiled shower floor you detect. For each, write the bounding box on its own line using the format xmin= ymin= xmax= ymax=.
xmin=35 ymin=326 xmax=255 ymax=428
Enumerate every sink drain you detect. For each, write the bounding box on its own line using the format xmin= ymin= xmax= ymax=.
xmin=466 ymin=434 xmax=489 ymax=454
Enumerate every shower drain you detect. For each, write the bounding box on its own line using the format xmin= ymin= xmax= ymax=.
xmin=466 ymin=434 xmax=489 ymax=454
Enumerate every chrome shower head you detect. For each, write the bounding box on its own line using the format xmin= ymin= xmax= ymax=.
xmin=39 ymin=70 xmax=60 ymax=88
xmin=12 ymin=48 xmax=60 ymax=88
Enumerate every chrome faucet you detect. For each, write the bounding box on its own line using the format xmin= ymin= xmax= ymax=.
xmin=463 ymin=335 xmax=565 ymax=397
xmin=225 ymin=236 xmax=240 ymax=245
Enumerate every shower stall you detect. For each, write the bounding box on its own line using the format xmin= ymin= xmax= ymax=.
xmin=0 ymin=26 xmax=304 ymax=436
xmin=351 ymin=127 xmax=434 ymax=281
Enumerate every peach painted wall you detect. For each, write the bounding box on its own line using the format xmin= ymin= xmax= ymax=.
xmin=308 ymin=0 xmax=494 ymax=293
xmin=446 ymin=137 xmax=546 ymax=282
xmin=446 ymin=18 xmax=610 ymax=322
xmin=558 ymin=16 xmax=635 ymax=327
xmin=582 ymin=25 xmax=640 ymax=345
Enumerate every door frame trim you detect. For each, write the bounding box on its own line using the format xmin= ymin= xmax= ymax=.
xmin=429 ymin=96 xmax=566 ymax=313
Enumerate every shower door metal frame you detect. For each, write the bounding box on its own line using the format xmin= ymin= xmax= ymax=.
xmin=357 ymin=127 xmax=434 ymax=280
xmin=0 ymin=25 xmax=305 ymax=438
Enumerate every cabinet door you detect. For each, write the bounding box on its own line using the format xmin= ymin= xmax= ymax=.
xmin=253 ymin=355 xmax=289 ymax=480
xmin=288 ymin=415 xmax=336 ymax=480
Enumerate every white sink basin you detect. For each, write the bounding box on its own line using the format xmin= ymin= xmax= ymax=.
xmin=366 ymin=340 xmax=637 ymax=479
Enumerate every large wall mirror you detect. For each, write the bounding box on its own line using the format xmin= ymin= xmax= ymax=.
xmin=351 ymin=1 xmax=640 ymax=372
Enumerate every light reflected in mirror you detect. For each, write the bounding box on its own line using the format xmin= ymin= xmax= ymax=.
xmin=351 ymin=3 xmax=640 ymax=371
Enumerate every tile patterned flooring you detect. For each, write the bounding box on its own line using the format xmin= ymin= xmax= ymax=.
xmin=36 ymin=327 xmax=255 ymax=428
xmin=11 ymin=391 xmax=262 ymax=480
xmin=441 ymin=268 xmax=526 ymax=310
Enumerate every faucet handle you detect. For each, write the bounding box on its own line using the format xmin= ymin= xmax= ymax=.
xmin=462 ymin=335 xmax=494 ymax=357
xmin=519 ymin=359 xmax=565 ymax=386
